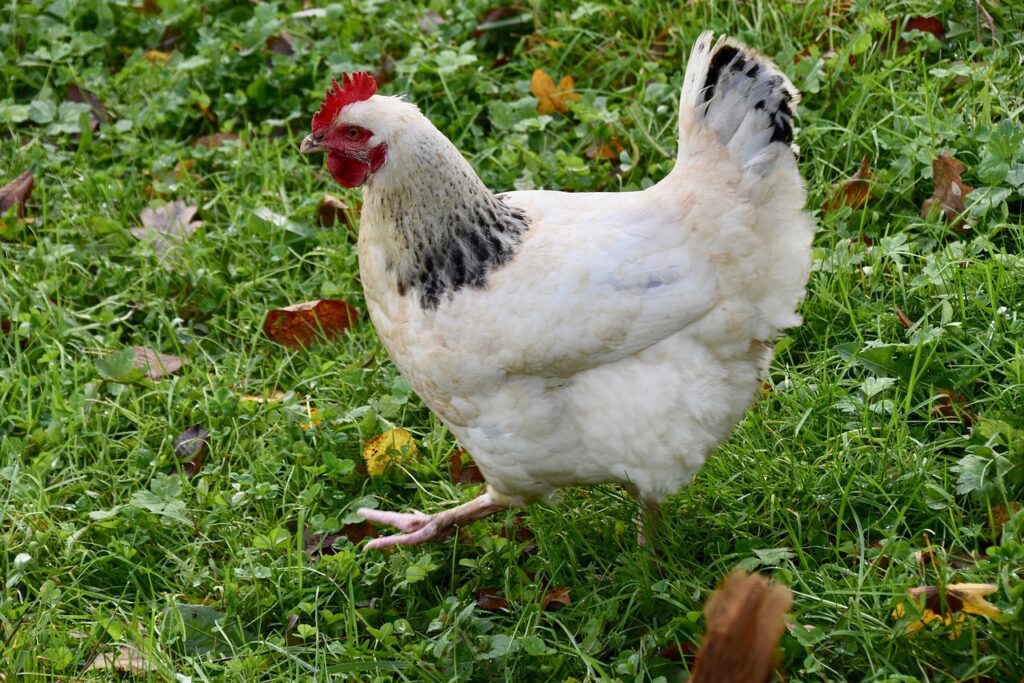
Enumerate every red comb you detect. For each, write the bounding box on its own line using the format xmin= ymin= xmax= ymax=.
xmin=311 ymin=72 xmax=378 ymax=130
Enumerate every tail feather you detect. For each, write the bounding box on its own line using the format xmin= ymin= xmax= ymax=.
xmin=679 ymin=32 xmax=800 ymax=175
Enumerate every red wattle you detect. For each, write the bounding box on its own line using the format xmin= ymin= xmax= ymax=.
xmin=327 ymin=153 xmax=369 ymax=188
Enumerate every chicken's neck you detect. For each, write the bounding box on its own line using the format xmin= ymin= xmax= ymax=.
xmin=361 ymin=131 xmax=529 ymax=310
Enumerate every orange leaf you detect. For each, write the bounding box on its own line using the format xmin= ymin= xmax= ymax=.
xmin=262 ymin=299 xmax=359 ymax=349
xmin=822 ymin=154 xmax=874 ymax=212
xmin=921 ymin=152 xmax=974 ymax=229
xmin=540 ymin=586 xmax=571 ymax=610
xmin=531 ymin=69 xmax=581 ymax=115
xmin=585 ymin=139 xmax=624 ymax=161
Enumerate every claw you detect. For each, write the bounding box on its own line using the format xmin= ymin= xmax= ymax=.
xmin=358 ymin=491 xmax=507 ymax=551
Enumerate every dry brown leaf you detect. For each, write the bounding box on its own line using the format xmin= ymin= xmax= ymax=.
xmin=540 ymin=586 xmax=571 ymax=611
xmin=144 ymin=49 xmax=172 ymax=64
xmin=0 ymin=171 xmax=34 ymax=217
xmin=317 ymin=193 xmax=353 ymax=228
xmin=130 ymin=200 xmax=202 ymax=258
xmin=531 ymin=69 xmax=581 ymax=115
xmin=266 ymin=32 xmax=295 ymax=56
xmin=449 ymin=449 xmax=485 ymax=485
xmin=67 ymin=84 xmax=109 ymax=131
xmin=262 ymin=299 xmax=359 ymax=349
xmin=304 ymin=521 xmax=377 ymax=558
xmin=894 ymin=305 xmax=914 ymax=329
xmin=173 ymin=425 xmax=209 ymax=478
xmin=903 ymin=16 xmax=947 ymax=39
xmin=894 ymin=583 xmax=1000 ymax=635
xmin=285 ymin=614 xmax=301 ymax=645
xmin=132 ymin=345 xmax=184 ymax=380
xmin=192 ymin=132 xmax=241 ymax=148
xmin=476 ymin=588 xmax=510 ymax=610
xmin=131 ymin=0 xmax=161 ymax=14
xmin=991 ymin=502 xmax=1022 ymax=531
xmin=823 ymin=154 xmax=874 ymax=212
xmin=921 ymin=152 xmax=974 ymax=228
xmin=363 ymin=428 xmax=418 ymax=476
xmin=84 ymin=644 xmax=156 ymax=674
xmin=930 ymin=389 xmax=977 ymax=428
xmin=690 ymin=570 xmax=792 ymax=683
xmin=585 ymin=139 xmax=624 ymax=161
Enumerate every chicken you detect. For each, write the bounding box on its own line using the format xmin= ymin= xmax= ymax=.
xmin=299 ymin=32 xmax=815 ymax=550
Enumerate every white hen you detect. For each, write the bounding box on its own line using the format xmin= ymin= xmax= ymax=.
xmin=300 ymin=32 xmax=815 ymax=550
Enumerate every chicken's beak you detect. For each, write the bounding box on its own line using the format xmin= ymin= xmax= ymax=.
xmin=300 ymin=134 xmax=325 ymax=155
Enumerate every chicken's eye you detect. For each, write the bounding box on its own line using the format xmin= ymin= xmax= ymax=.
xmin=345 ymin=126 xmax=361 ymax=140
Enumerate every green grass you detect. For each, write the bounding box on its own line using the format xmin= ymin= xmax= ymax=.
xmin=2 ymin=0 xmax=1024 ymax=680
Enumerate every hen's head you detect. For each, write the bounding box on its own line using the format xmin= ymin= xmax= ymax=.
xmin=300 ymin=72 xmax=391 ymax=188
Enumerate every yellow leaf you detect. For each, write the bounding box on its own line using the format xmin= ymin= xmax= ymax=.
xmin=530 ymin=69 xmax=581 ymax=115
xmin=363 ymin=428 xmax=418 ymax=477
xmin=144 ymin=49 xmax=172 ymax=64
xmin=239 ymin=390 xmax=286 ymax=403
xmin=300 ymin=407 xmax=322 ymax=431
xmin=893 ymin=583 xmax=1000 ymax=638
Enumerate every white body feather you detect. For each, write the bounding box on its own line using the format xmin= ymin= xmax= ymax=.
xmin=351 ymin=32 xmax=815 ymax=506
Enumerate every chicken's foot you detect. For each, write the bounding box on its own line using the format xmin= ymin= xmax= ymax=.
xmin=359 ymin=490 xmax=506 ymax=550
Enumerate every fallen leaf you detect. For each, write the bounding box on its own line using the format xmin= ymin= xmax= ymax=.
xmin=914 ymin=547 xmax=977 ymax=571
xmin=144 ymin=49 xmax=172 ymax=64
xmin=690 ymin=570 xmax=792 ymax=683
xmin=285 ymin=614 xmax=301 ymax=645
xmin=476 ymin=588 xmax=510 ymax=610
xmin=540 ymin=586 xmax=571 ymax=611
xmin=362 ymin=428 xmax=418 ymax=477
xmin=317 ymin=194 xmax=354 ymax=228
xmin=902 ymin=16 xmax=947 ymax=39
xmin=173 ymin=425 xmax=209 ymax=478
xmin=262 ymin=299 xmax=359 ymax=349
xmin=921 ymin=152 xmax=974 ymax=228
xmin=823 ymin=154 xmax=874 ymax=212
xmin=930 ymin=389 xmax=977 ymax=428
xmin=585 ymin=139 xmax=624 ymax=161
xmin=132 ymin=345 xmax=184 ymax=380
xmin=655 ymin=640 xmax=698 ymax=663
xmin=449 ymin=449 xmax=485 ymax=485
xmin=299 ymin=406 xmax=322 ymax=430
xmin=417 ymin=9 xmax=446 ymax=32
xmin=1 ymin=318 xmax=10 ymax=335
xmin=239 ymin=390 xmax=286 ymax=403
xmin=194 ymin=101 xmax=218 ymax=125
xmin=67 ymin=84 xmax=109 ymax=131
xmin=266 ymin=33 xmax=295 ymax=56
xmin=304 ymin=521 xmax=377 ymax=558
xmin=0 ymin=171 xmax=34 ymax=217
xmin=131 ymin=0 xmax=161 ymax=14
xmin=192 ymin=132 xmax=241 ymax=148
xmin=893 ymin=583 xmax=1000 ymax=635
xmin=894 ymin=305 xmax=914 ymax=329
xmin=991 ymin=502 xmax=1022 ymax=532
xmin=531 ymin=69 xmax=581 ymax=115
xmin=130 ymin=200 xmax=202 ymax=259
xmin=84 ymin=644 xmax=156 ymax=674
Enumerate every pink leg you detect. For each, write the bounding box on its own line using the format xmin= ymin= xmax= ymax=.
xmin=359 ymin=490 xmax=506 ymax=551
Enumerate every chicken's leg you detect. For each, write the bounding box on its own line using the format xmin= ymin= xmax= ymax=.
xmin=359 ymin=489 xmax=506 ymax=550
